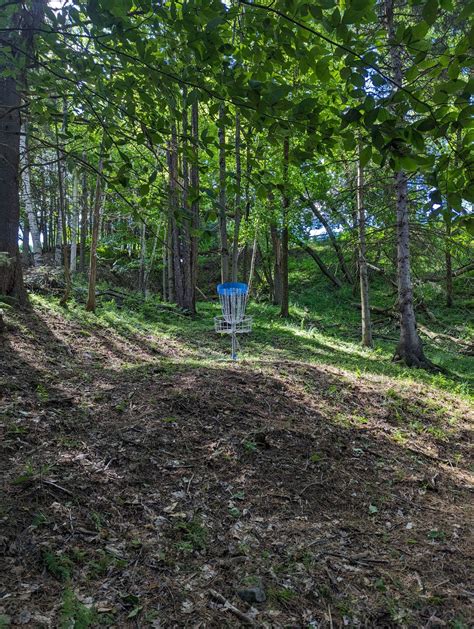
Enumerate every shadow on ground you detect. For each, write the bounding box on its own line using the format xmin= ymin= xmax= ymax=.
xmin=1 ymin=304 xmax=472 ymax=627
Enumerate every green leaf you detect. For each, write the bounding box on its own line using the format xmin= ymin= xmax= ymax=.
xmin=422 ymin=0 xmax=438 ymax=25
xmin=315 ymin=58 xmax=331 ymax=81
xmin=359 ymin=146 xmax=372 ymax=167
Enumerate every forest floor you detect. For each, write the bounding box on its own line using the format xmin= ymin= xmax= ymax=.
xmin=1 ymin=290 xmax=473 ymax=628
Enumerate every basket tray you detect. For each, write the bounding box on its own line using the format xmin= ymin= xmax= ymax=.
xmin=214 ymin=315 xmax=253 ymax=334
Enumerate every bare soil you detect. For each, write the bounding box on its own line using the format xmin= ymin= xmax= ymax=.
xmin=1 ymin=302 xmax=473 ymax=628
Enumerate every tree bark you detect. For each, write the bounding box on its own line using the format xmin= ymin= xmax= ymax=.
xmin=19 ymin=121 xmax=42 ymax=264
xmin=85 ymin=156 xmax=104 ymax=312
xmin=70 ymin=168 xmax=79 ymax=273
xmin=270 ymin=223 xmax=282 ymax=305
xmin=231 ymin=110 xmax=242 ymax=282
xmin=0 ymin=74 xmax=27 ymax=304
xmin=280 ymin=137 xmax=289 ymax=317
xmin=444 ymin=211 xmax=453 ymax=307
xmin=190 ymin=98 xmax=199 ymax=310
xmin=357 ymin=142 xmax=373 ymax=347
xmin=299 ymin=241 xmax=342 ymax=288
xmin=22 ymin=218 xmax=30 ymax=266
xmin=138 ymin=221 xmax=146 ymax=296
xmin=385 ymin=0 xmax=432 ymax=369
xmin=79 ymin=155 xmax=88 ymax=272
xmin=56 ymin=112 xmax=71 ymax=306
xmin=218 ymin=104 xmax=229 ymax=283
xmin=304 ymin=194 xmax=353 ymax=284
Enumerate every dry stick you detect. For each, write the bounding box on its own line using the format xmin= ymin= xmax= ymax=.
xmin=209 ymin=589 xmax=256 ymax=626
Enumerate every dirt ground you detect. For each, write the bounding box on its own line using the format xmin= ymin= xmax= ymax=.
xmin=1 ymin=302 xmax=473 ymax=628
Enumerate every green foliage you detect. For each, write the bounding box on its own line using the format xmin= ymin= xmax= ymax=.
xmin=174 ymin=517 xmax=208 ymax=553
xmin=60 ymin=588 xmax=97 ymax=629
xmin=43 ymin=550 xmax=74 ymax=581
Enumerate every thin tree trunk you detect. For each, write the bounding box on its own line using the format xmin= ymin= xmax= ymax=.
xmin=144 ymin=226 xmax=158 ymax=298
xmin=247 ymin=227 xmax=258 ymax=294
xmin=22 ymin=218 xmax=30 ymax=266
xmin=85 ymin=156 xmax=104 ymax=312
xmin=271 ymin=223 xmax=282 ymax=305
xmin=56 ymin=110 xmax=71 ymax=305
xmin=384 ymin=0 xmax=432 ymax=368
xmin=299 ymin=241 xmax=342 ymax=288
xmin=231 ymin=110 xmax=242 ymax=282
xmin=138 ymin=221 xmax=146 ymax=296
xmin=20 ymin=121 xmax=42 ymax=264
xmin=305 ymin=194 xmax=352 ymax=284
xmin=445 ymin=210 xmax=453 ymax=307
xmin=70 ymin=168 xmax=79 ymax=273
xmin=218 ymin=104 xmax=229 ymax=283
xmin=180 ymin=90 xmax=194 ymax=312
xmin=280 ymin=137 xmax=290 ymax=317
xmin=79 ymin=159 xmax=88 ymax=272
xmin=190 ymin=99 xmax=199 ymax=310
xmin=357 ymin=142 xmax=373 ymax=347
xmin=242 ymin=131 xmax=252 ymax=283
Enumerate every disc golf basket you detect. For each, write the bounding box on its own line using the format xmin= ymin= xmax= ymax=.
xmin=214 ymin=282 xmax=252 ymax=360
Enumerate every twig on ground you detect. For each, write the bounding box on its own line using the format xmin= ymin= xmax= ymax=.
xmin=209 ymin=589 xmax=256 ymax=626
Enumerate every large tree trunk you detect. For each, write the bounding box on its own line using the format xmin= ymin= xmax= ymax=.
xmin=0 ymin=74 xmax=27 ymax=304
xmin=218 ymin=104 xmax=229 ymax=283
xmin=280 ymin=137 xmax=289 ymax=317
xmin=385 ymin=0 xmax=432 ymax=369
xmin=19 ymin=122 xmax=42 ymax=264
xmin=357 ymin=143 xmax=373 ymax=347
xmin=231 ymin=110 xmax=242 ymax=282
xmin=85 ymin=157 xmax=104 ymax=312
xmin=393 ymin=172 xmax=428 ymax=366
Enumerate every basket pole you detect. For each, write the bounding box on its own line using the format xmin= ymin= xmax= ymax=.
xmin=231 ymin=327 xmax=237 ymax=360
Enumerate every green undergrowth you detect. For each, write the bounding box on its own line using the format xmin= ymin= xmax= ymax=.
xmin=28 ymin=251 xmax=473 ymax=399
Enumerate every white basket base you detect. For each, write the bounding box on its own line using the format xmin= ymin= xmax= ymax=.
xmin=214 ymin=315 xmax=253 ymax=334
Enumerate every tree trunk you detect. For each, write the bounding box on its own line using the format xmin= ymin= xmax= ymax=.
xmin=280 ymin=137 xmax=289 ymax=317
xmin=393 ymin=172 xmax=428 ymax=366
xmin=231 ymin=110 xmax=242 ymax=282
xmin=242 ymin=130 xmax=252 ymax=283
xmin=56 ymin=113 xmax=71 ymax=306
xmin=270 ymin=223 xmax=282 ymax=305
xmin=85 ymin=157 xmax=104 ymax=312
xmin=357 ymin=143 xmax=373 ymax=347
xmin=80 ymin=156 xmax=88 ymax=272
xmin=190 ymin=98 xmax=199 ymax=310
xmin=22 ymin=218 xmax=30 ymax=266
xmin=0 ymin=74 xmax=27 ymax=304
xmin=385 ymin=0 xmax=432 ymax=369
xmin=299 ymin=241 xmax=342 ymax=288
xmin=305 ymin=195 xmax=353 ymax=284
xmin=19 ymin=122 xmax=42 ymax=264
xmin=70 ymin=168 xmax=79 ymax=273
xmin=445 ymin=211 xmax=453 ymax=307
xmin=218 ymin=104 xmax=229 ymax=283
xmin=138 ymin=221 xmax=146 ymax=296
